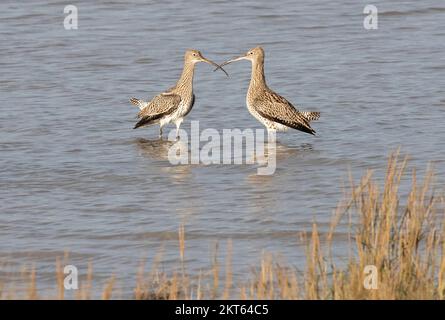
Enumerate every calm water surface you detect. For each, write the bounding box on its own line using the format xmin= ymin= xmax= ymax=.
xmin=1 ymin=0 xmax=444 ymax=297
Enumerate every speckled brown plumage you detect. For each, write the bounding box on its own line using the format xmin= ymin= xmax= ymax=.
xmin=301 ymin=111 xmax=320 ymax=122
xmin=221 ymin=46 xmax=320 ymax=136
xmin=251 ymin=89 xmax=316 ymax=135
xmin=130 ymin=49 xmax=226 ymax=138
xmin=135 ymin=93 xmax=180 ymax=120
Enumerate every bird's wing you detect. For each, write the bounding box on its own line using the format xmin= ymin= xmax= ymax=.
xmin=134 ymin=93 xmax=181 ymax=129
xmin=181 ymin=93 xmax=195 ymax=118
xmin=300 ymin=111 xmax=320 ymax=122
xmin=137 ymin=92 xmax=180 ymax=118
xmin=253 ymin=90 xmax=316 ymax=135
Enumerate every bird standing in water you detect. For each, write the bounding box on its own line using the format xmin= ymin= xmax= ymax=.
xmin=131 ymin=50 xmax=227 ymax=139
xmin=219 ymin=47 xmax=320 ymax=141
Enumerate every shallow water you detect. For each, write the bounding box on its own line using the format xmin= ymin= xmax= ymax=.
xmin=1 ymin=0 xmax=444 ymax=297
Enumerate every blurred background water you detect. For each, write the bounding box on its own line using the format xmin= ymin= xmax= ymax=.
xmin=0 ymin=0 xmax=444 ymax=297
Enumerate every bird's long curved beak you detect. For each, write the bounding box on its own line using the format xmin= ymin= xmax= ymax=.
xmin=213 ymin=55 xmax=247 ymax=72
xmin=200 ymin=56 xmax=229 ymax=76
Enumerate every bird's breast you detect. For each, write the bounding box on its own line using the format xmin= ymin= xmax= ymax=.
xmin=176 ymin=94 xmax=194 ymax=117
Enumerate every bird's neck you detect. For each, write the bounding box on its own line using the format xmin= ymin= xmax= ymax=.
xmin=175 ymin=62 xmax=195 ymax=93
xmin=249 ymin=59 xmax=267 ymax=92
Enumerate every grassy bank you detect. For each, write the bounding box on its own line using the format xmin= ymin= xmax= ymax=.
xmin=1 ymin=152 xmax=444 ymax=299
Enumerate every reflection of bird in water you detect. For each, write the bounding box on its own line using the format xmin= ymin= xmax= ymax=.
xmin=246 ymin=142 xmax=316 ymax=215
xmin=297 ymin=143 xmax=314 ymax=152
xmin=254 ymin=141 xmax=312 ymax=165
xmin=135 ymin=138 xmax=176 ymax=161
xmin=135 ymin=138 xmax=191 ymax=182
xmin=134 ymin=139 xmax=197 ymax=223
xmin=130 ymin=50 xmax=227 ymax=139
xmin=219 ymin=47 xmax=320 ymax=141
xmin=249 ymin=142 xmax=314 ymax=175
xmin=276 ymin=141 xmax=314 ymax=158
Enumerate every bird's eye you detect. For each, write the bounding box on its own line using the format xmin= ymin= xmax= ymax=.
xmin=249 ymin=52 xmax=253 ymax=55
xmin=193 ymin=53 xmax=197 ymax=56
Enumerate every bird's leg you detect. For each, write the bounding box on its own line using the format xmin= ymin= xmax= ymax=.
xmin=175 ymin=118 xmax=183 ymax=140
xmin=159 ymin=126 xmax=163 ymax=139
xmin=267 ymin=129 xmax=277 ymax=143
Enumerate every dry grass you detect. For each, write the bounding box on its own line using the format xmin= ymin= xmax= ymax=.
xmin=1 ymin=151 xmax=444 ymax=299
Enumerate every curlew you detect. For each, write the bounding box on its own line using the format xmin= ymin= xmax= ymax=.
xmin=219 ymin=47 xmax=320 ymax=140
xmin=130 ymin=50 xmax=227 ymax=139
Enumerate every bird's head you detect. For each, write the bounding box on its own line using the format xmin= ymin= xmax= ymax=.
xmin=218 ymin=46 xmax=265 ymax=68
xmin=185 ymin=49 xmax=228 ymax=76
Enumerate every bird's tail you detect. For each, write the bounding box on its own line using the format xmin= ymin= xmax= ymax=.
xmin=301 ymin=111 xmax=320 ymax=122
xmin=130 ymin=97 xmax=147 ymax=110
